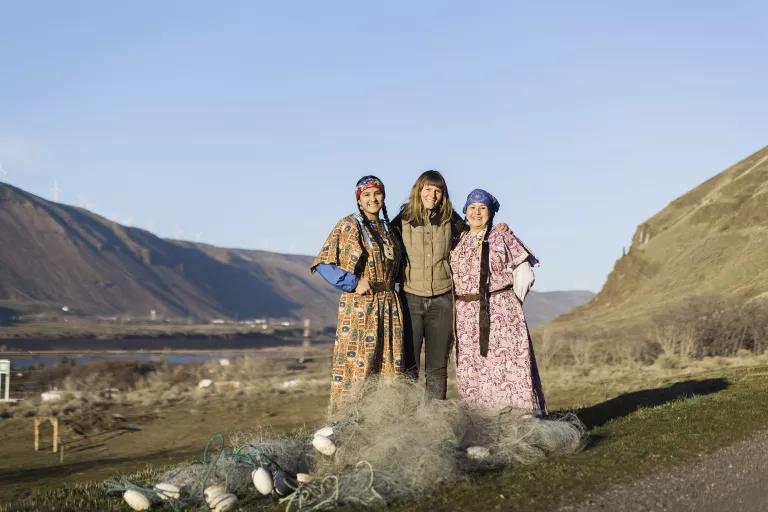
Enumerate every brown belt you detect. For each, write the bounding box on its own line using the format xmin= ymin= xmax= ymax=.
xmin=454 ymin=284 xmax=514 ymax=302
xmin=369 ymin=282 xmax=395 ymax=293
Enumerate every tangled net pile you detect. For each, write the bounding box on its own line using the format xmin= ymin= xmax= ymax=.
xmin=106 ymin=379 xmax=587 ymax=511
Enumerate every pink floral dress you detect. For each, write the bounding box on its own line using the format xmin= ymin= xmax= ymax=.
xmin=450 ymin=227 xmax=547 ymax=415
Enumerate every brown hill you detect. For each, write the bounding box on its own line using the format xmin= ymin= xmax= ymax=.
xmin=0 ymin=182 xmax=338 ymax=324
xmin=0 ymin=182 xmax=592 ymax=328
xmin=524 ymin=290 xmax=594 ymax=328
xmin=545 ymin=145 xmax=768 ymax=338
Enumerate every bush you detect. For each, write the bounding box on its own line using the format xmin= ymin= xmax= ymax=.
xmin=651 ymin=296 xmax=768 ymax=359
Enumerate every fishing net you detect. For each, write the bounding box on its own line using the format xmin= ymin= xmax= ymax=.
xmin=106 ymin=378 xmax=586 ymax=511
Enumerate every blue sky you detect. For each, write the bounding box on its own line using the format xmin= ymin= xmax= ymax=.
xmin=1 ymin=1 xmax=766 ymax=291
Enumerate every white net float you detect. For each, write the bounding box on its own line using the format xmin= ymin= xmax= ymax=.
xmin=123 ymin=489 xmax=151 ymax=511
xmin=251 ymin=467 xmax=273 ymax=495
xmin=209 ymin=492 xmax=237 ymax=512
xmin=311 ymin=435 xmax=337 ymax=456
xmin=153 ymin=482 xmax=180 ymax=500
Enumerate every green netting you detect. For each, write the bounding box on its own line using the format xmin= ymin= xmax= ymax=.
xmin=105 ymin=378 xmax=587 ymax=511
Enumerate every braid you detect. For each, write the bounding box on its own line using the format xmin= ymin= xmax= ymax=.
xmin=355 ymin=174 xmax=394 ymax=258
xmin=381 ymin=203 xmax=392 ymax=228
xmin=478 ymin=216 xmax=494 ymax=357
xmin=357 ymin=205 xmax=386 ymax=253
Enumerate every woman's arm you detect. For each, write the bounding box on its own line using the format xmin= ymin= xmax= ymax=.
xmin=315 ymin=264 xmax=371 ymax=295
xmin=315 ymin=264 xmax=359 ymax=292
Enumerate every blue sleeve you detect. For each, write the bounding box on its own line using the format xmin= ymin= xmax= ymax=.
xmin=316 ymin=264 xmax=359 ymax=292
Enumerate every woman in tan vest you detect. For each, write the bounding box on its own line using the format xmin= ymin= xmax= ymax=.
xmin=390 ymin=171 xmax=466 ymax=399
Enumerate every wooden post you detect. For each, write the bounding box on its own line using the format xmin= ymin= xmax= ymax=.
xmin=52 ymin=417 xmax=59 ymax=453
xmin=33 ymin=416 xmax=59 ymax=453
xmin=33 ymin=417 xmax=40 ymax=451
xmin=0 ymin=359 xmax=10 ymax=401
xmin=302 ymin=319 xmax=311 ymax=349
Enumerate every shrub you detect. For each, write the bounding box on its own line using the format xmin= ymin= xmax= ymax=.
xmin=651 ymin=296 xmax=768 ymax=359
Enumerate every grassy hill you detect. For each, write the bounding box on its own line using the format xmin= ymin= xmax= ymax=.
xmin=544 ymin=145 xmax=768 ymax=340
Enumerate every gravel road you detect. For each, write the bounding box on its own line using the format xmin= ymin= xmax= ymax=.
xmin=561 ymin=429 xmax=768 ymax=512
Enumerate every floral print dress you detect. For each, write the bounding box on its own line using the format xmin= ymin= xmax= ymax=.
xmin=312 ymin=214 xmax=405 ymax=411
xmin=450 ymin=227 xmax=546 ymax=415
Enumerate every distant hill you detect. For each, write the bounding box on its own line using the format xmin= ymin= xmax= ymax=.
xmin=544 ymin=145 xmax=768 ymax=338
xmin=0 ymin=182 xmax=591 ymax=328
xmin=0 ymin=183 xmax=338 ymax=325
xmin=524 ymin=290 xmax=595 ymax=328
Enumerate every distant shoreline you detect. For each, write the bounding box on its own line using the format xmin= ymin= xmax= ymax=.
xmin=0 ymin=320 xmax=333 ymax=345
xmin=0 ymin=345 xmax=331 ymax=357
xmin=0 ymin=336 xmax=331 ymax=352
xmin=0 ymin=322 xmax=333 ymax=351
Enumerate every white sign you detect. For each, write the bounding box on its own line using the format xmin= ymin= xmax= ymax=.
xmin=0 ymin=360 xmax=9 ymax=373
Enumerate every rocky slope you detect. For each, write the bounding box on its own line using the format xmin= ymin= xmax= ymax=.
xmin=546 ymin=145 xmax=768 ymax=336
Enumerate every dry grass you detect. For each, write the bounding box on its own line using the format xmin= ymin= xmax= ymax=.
xmin=533 ymin=295 xmax=768 ymax=377
xmin=0 ymin=347 xmax=333 ymax=448
xmin=4 ymin=354 xmax=768 ymax=511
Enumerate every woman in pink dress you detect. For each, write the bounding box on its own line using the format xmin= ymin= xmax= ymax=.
xmin=450 ymin=188 xmax=546 ymax=416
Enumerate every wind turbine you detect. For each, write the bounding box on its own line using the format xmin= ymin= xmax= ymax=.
xmin=0 ymin=162 xmax=7 ymax=182
xmin=51 ymin=180 xmax=62 ymax=202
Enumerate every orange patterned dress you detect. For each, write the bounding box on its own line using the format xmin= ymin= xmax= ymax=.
xmin=311 ymin=214 xmax=405 ymax=411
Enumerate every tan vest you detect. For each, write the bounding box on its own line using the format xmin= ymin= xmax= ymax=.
xmin=401 ymin=219 xmax=453 ymax=297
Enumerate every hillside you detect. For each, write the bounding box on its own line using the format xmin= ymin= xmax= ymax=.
xmin=546 ymin=145 xmax=768 ymax=336
xmin=524 ymin=290 xmax=595 ymax=328
xmin=0 ymin=182 xmax=591 ymax=329
xmin=0 ymin=183 xmax=339 ymax=325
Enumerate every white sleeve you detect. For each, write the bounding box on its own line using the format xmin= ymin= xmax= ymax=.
xmin=513 ymin=261 xmax=534 ymax=302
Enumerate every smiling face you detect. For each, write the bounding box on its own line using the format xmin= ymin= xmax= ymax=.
xmin=357 ymin=188 xmax=384 ymax=219
xmin=420 ymin=184 xmax=444 ymax=211
xmin=466 ymin=202 xmax=490 ymax=232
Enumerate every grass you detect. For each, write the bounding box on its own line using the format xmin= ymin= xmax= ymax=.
xmin=401 ymin=365 xmax=768 ymax=512
xmin=3 ymin=357 xmax=768 ymax=512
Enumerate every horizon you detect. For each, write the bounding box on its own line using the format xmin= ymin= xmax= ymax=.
xmin=2 ymin=1 xmax=766 ymax=292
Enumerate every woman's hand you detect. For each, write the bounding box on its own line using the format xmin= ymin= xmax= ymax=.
xmin=513 ymin=261 xmax=534 ymax=302
xmin=355 ymin=276 xmax=371 ymax=295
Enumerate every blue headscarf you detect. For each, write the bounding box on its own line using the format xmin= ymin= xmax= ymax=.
xmin=462 ymin=188 xmax=500 ymax=214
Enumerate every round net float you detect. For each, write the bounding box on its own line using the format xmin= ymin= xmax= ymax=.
xmin=203 ymin=484 xmax=227 ymax=505
xmin=273 ymin=469 xmax=298 ymax=496
xmin=311 ymin=435 xmax=337 ymax=456
xmin=466 ymin=446 xmax=491 ymax=461
xmin=296 ymin=473 xmax=314 ymax=484
xmin=314 ymin=426 xmax=334 ymax=438
xmin=209 ymin=492 xmax=238 ymax=512
xmin=153 ymin=482 xmax=180 ymax=501
xmin=123 ymin=489 xmax=151 ymax=511
xmin=251 ymin=467 xmax=273 ymax=495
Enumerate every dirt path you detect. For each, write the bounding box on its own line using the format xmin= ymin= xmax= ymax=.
xmin=562 ymin=429 xmax=768 ymax=512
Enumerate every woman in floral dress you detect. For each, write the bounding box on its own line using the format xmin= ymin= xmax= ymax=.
xmin=311 ymin=176 xmax=405 ymax=411
xmin=450 ymin=188 xmax=546 ymax=416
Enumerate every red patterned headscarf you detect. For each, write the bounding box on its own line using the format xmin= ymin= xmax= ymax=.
xmin=355 ymin=176 xmax=385 ymax=200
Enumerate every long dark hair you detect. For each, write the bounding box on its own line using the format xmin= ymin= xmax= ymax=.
xmin=356 ymin=175 xmax=394 ymax=256
xmin=461 ymin=212 xmax=495 ymax=357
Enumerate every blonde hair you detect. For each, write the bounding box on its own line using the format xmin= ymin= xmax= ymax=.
xmin=400 ymin=170 xmax=453 ymax=226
